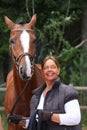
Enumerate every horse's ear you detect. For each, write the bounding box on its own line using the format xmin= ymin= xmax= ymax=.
xmin=4 ymin=16 xmax=15 ymax=30
xmin=29 ymin=14 xmax=37 ymax=29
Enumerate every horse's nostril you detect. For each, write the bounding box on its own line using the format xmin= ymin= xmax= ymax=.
xmin=20 ymin=67 xmax=23 ymax=74
xmin=20 ymin=67 xmax=25 ymax=76
xmin=20 ymin=67 xmax=26 ymax=74
xmin=19 ymin=67 xmax=29 ymax=80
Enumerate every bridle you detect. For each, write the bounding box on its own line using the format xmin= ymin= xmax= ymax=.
xmin=9 ymin=28 xmax=36 ymax=80
xmin=11 ymin=28 xmax=34 ymax=32
xmin=7 ymin=28 xmax=36 ymax=120
xmin=10 ymin=49 xmax=35 ymax=79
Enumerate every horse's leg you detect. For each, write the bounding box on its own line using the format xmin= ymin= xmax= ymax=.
xmin=4 ymin=71 xmax=29 ymax=130
xmin=0 ymin=116 xmax=4 ymax=130
xmin=4 ymin=70 xmax=17 ymax=130
xmin=4 ymin=81 xmax=16 ymax=114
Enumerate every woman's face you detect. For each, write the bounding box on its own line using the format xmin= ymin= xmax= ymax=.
xmin=42 ymin=59 xmax=60 ymax=82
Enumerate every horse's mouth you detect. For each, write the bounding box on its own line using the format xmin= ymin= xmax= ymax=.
xmin=19 ymin=67 xmax=31 ymax=80
xmin=19 ymin=71 xmax=32 ymax=80
xmin=20 ymin=74 xmax=32 ymax=80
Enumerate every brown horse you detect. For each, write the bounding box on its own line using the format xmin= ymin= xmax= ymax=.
xmin=4 ymin=15 xmax=44 ymax=130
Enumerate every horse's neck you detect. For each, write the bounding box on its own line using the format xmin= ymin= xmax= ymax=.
xmin=33 ymin=64 xmax=44 ymax=86
xmin=12 ymin=64 xmax=44 ymax=102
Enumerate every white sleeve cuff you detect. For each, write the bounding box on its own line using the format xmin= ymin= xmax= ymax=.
xmin=59 ymin=99 xmax=81 ymax=126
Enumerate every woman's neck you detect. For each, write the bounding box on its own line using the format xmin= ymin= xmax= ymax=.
xmin=45 ymin=80 xmax=54 ymax=90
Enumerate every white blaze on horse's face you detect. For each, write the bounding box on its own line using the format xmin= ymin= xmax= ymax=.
xmin=20 ymin=30 xmax=32 ymax=78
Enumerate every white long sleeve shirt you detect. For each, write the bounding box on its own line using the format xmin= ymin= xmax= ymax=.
xmin=37 ymin=93 xmax=81 ymax=126
xmin=59 ymin=99 xmax=81 ymax=125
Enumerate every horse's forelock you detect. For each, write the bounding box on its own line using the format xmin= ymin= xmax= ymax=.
xmin=17 ymin=20 xmax=28 ymax=25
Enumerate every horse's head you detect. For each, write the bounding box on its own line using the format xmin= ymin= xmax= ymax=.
xmin=5 ymin=15 xmax=36 ymax=80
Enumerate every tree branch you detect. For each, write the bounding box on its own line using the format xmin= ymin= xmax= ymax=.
xmin=32 ymin=0 xmax=35 ymax=15
xmin=75 ymin=39 xmax=87 ymax=48
xmin=58 ymin=39 xmax=87 ymax=58
xmin=25 ymin=0 xmax=31 ymax=19
xmin=57 ymin=0 xmax=71 ymax=51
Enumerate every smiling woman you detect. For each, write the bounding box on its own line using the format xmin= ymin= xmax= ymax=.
xmin=27 ymin=55 xmax=82 ymax=130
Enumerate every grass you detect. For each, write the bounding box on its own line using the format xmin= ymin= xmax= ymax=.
xmin=0 ymin=111 xmax=7 ymax=130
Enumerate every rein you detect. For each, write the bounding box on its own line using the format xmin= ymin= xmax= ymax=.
xmin=9 ymin=80 xmax=30 ymax=116
xmin=7 ymin=80 xmax=30 ymax=123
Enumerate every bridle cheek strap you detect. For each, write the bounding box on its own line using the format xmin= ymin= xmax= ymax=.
xmin=13 ymin=53 xmax=35 ymax=76
xmin=9 ymin=45 xmax=35 ymax=77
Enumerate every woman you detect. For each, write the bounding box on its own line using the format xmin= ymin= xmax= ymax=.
xmin=8 ymin=56 xmax=82 ymax=130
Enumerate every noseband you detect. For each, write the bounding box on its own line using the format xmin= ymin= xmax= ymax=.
xmin=14 ymin=52 xmax=34 ymax=70
xmin=9 ymin=28 xmax=35 ymax=79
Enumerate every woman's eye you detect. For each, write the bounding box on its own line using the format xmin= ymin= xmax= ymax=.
xmin=43 ymin=66 xmax=57 ymax=70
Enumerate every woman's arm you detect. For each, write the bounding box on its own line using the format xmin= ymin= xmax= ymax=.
xmin=51 ymin=99 xmax=81 ymax=126
xmin=19 ymin=99 xmax=81 ymax=128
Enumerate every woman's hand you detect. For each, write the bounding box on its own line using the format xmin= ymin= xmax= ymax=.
xmin=19 ymin=118 xmax=30 ymax=129
xmin=37 ymin=110 xmax=53 ymax=121
xmin=19 ymin=120 xmax=26 ymax=128
xmin=51 ymin=113 xmax=60 ymax=124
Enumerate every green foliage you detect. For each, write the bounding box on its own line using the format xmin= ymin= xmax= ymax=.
xmin=34 ymin=0 xmax=87 ymax=86
xmin=0 ymin=111 xmax=7 ymax=130
xmin=0 ymin=0 xmax=87 ymax=86
xmin=69 ymin=49 xmax=87 ymax=86
xmin=81 ymin=110 xmax=87 ymax=129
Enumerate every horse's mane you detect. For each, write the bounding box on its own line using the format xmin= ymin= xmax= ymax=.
xmin=18 ymin=21 xmax=27 ymax=25
xmin=17 ymin=20 xmax=29 ymax=25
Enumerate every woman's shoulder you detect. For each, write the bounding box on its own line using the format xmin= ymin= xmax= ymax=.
xmin=60 ymin=83 xmax=79 ymax=103
xmin=62 ymin=83 xmax=77 ymax=93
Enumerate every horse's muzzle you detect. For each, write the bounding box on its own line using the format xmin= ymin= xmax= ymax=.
xmin=19 ymin=65 xmax=32 ymax=80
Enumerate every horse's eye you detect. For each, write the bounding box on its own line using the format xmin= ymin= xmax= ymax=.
xmin=9 ymin=39 xmax=15 ymax=44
